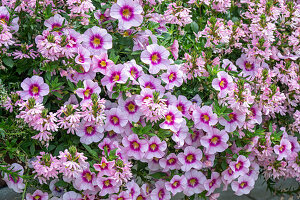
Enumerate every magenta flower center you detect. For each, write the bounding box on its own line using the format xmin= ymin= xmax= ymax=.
xmin=200 ymin=113 xmax=210 ymax=124
xmin=85 ymin=125 xmax=95 ymax=135
xmin=185 ymin=153 xmax=196 ymax=163
xmin=0 ymin=16 xmax=9 ymax=24
xmin=130 ymin=67 xmax=139 ymax=79
xmin=228 ymin=112 xmax=237 ymax=123
xmin=209 ymin=179 xmax=216 ymax=188
xmin=158 ymin=189 xmax=165 ymax=200
xmin=33 ymin=195 xmax=41 ymax=200
xmin=188 ymin=178 xmax=199 ymax=187
xmin=9 ymin=175 xmax=19 ymax=183
xmin=110 ymin=72 xmax=121 ymax=82
xmin=279 ymin=145 xmax=286 ymax=153
xmin=209 ymin=135 xmax=221 ymax=146
xmin=235 ymin=161 xmax=243 ymax=171
xmin=125 ymin=101 xmax=137 ymax=113
xmin=51 ymin=23 xmax=61 ymax=30
xmin=167 ymin=158 xmax=176 ymax=165
xmin=29 ymin=84 xmax=40 ymax=96
xmin=150 ymin=52 xmax=162 ymax=65
xmin=83 ymin=88 xmax=93 ymax=99
xmin=244 ymin=61 xmax=254 ymax=71
xmin=103 ymin=179 xmax=112 ymax=188
xmin=82 ymin=171 xmax=93 ymax=183
xmin=165 ymin=113 xmax=175 ymax=125
xmin=249 ymin=107 xmax=256 ymax=118
xmin=144 ymin=82 xmax=155 ymax=89
xmin=172 ymin=180 xmax=180 ymax=188
xmin=191 ymin=131 xmax=200 ymax=142
xmin=149 ymin=143 xmax=158 ymax=152
xmin=98 ymin=59 xmax=107 ymax=68
xmin=219 ymin=78 xmax=228 ymax=90
xmin=110 ymin=115 xmax=120 ymax=125
xmin=90 ymin=34 xmax=103 ymax=49
xmin=239 ymin=181 xmax=248 ymax=189
xmin=120 ymin=6 xmax=134 ymax=21
xmin=130 ymin=141 xmax=140 ymax=150
xmin=168 ymin=72 xmax=177 ymax=82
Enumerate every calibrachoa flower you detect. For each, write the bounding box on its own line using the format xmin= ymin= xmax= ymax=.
xmin=204 ymin=172 xmax=221 ymax=196
xmin=73 ymin=169 xmax=95 ymax=191
xmin=122 ymin=133 xmax=148 ymax=160
xmin=91 ymin=52 xmax=114 ymax=75
xmin=75 ymin=46 xmax=91 ymax=71
xmin=192 ymin=105 xmax=218 ymax=132
xmin=159 ymin=153 xmax=182 ymax=172
xmin=150 ymin=180 xmax=171 ymax=200
xmin=101 ymin=64 xmax=128 ymax=91
xmin=20 ymin=76 xmax=49 ymax=103
xmin=44 ymin=14 xmax=67 ymax=31
xmin=144 ymin=136 xmax=167 ymax=159
xmin=231 ymin=176 xmax=255 ymax=196
xmin=76 ymin=121 xmax=104 ymax=145
xmin=274 ymin=138 xmax=292 ymax=161
xmin=118 ymin=96 xmax=141 ymax=123
xmin=160 ymin=105 xmax=183 ymax=132
xmin=62 ymin=191 xmax=82 ymax=200
xmin=97 ymin=177 xmax=120 ymax=196
xmin=3 ymin=163 xmax=25 ymax=193
xmin=178 ymin=146 xmax=203 ymax=171
xmin=166 ymin=175 xmax=187 ymax=195
xmin=219 ymin=109 xmax=246 ymax=132
xmin=236 ymin=54 xmax=259 ymax=79
xmin=161 ymin=65 xmax=183 ymax=90
xmin=110 ymin=0 xmax=143 ymax=30
xmin=105 ymin=107 xmax=128 ymax=133
xmin=212 ymin=71 xmax=233 ymax=98
xmin=76 ymin=80 xmax=101 ymax=103
xmin=82 ymin=26 xmax=112 ymax=54
xmin=26 ymin=190 xmax=48 ymax=200
xmin=126 ymin=181 xmax=141 ymax=200
xmin=200 ymin=128 xmax=229 ymax=154
xmin=183 ymin=170 xmax=206 ymax=196
xmin=229 ymin=155 xmax=251 ymax=177
xmin=141 ymin=44 xmax=170 ymax=74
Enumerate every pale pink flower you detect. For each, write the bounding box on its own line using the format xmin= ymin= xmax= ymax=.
xmin=183 ymin=169 xmax=206 ymax=196
xmin=26 ymin=190 xmax=48 ymax=200
xmin=144 ymin=136 xmax=167 ymax=159
xmin=192 ymin=105 xmax=218 ymax=132
xmin=274 ymin=138 xmax=292 ymax=161
xmin=161 ymin=65 xmax=183 ymax=90
xmin=20 ymin=76 xmax=49 ymax=103
xmin=211 ymin=71 xmax=233 ymax=98
xmin=3 ymin=163 xmax=25 ymax=193
xmin=219 ymin=109 xmax=246 ymax=132
xmin=204 ymin=172 xmax=221 ymax=196
xmin=75 ymin=80 xmax=101 ymax=103
xmin=159 ymin=153 xmax=182 ymax=172
xmin=166 ymin=175 xmax=187 ymax=195
xmin=62 ymin=191 xmax=82 ymax=200
xmin=229 ymin=155 xmax=250 ymax=177
xmin=160 ymin=105 xmax=183 ymax=132
xmin=44 ymin=14 xmax=67 ymax=31
xmin=76 ymin=121 xmax=104 ymax=145
xmin=101 ymin=64 xmax=128 ymax=91
xmin=150 ymin=180 xmax=171 ymax=200
xmin=91 ymin=52 xmax=114 ymax=75
xmin=105 ymin=107 xmax=128 ymax=133
xmin=122 ymin=133 xmax=148 ymax=160
xmin=231 ymin=176 xmax=255 ymax=196
xmin=200 ymin=128 xmax=229 ymax=154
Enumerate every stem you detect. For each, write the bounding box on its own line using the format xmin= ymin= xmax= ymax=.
xmin=21 ymin=181 xmax=28 ymax=200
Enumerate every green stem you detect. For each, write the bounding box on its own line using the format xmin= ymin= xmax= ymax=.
xmin=21 ymin=181 xmax=28 ymax=200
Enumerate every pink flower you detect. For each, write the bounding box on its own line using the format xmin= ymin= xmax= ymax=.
xmin=248 ymin=104 xmax=262 ymax=125
xmin=76 ymin=121 xmax=104 ymax=145
xmin=204 ymin=172 xmax=221 ymax=196
xmin=44 ymin=14 xmax=67 ymax=31
xmin=192 ymin=105 xmax=218 ymax=132
xmin=150 ymin=180 xmax=171 ymax=200
xmin=183 ymin=169 xmax=206 ymax=196
xmin=169 ymin=95 xmax=192 ymax=118
xmin=161 ymin=65 xmax=183 ymax=90
xmin=124 ymin=59 xmax=144 ymax=84
xmin=20 ymin=76 xmax=49 ymax=103
xmin=159 ymin=153 xmax=182 ymax=172
xmin=75 ymin=46 xmax=91 ymax=71
xmin=91 ymin=52 xmax=114 ymax=75
xmin=236 ymin=54 xmax=258 ymax=79
xmin=229 ymin=155 xmax=250 ymax=177
xmin=144 ymin=136 xmax=167 ymax=159
xmin=138 ymin=74 xmax=165 ymax=93
xmin=105 ymin=108 xmax=128 ymax=133
xmin=211 ymin=71 xmax=233 ymax=98
xmin=110 ymin=0 xmax=143 ymax=30
xmin=171 ymin=120 xmax=188 ymax=147
xmin=3 ymin=163 xmax=25 ymax=193
xmin=97 ymin=177 xmax=120 ymax=196
xmin=160 ymin=105 xmax=183 ymax=132
xmin=118 ymin=96 xmax=141 ymax=123
xmin=82 ymin=26 xmax=112 ymax=55
xmin=222 ymin=59 xmax=237 ymax=71
xmin=141 ymin=44 xmax=170 ymax=74
xmin=231 ymin=176 xmax=255 ymax=196
xmin=74 ymin=169 xmax=95 ymax=191
xmin=62 ymin=191 xmax=82 ymax=200
xmin=274 ymin=138 xmax=292 ymax=161
xmin=133 ymin=30 xmax=157 ymax=51
xmin=122 ymin=134 xmax=148 ymax=160
xmin=200 ymin=128 xmax=229 ymax=154
xmin=166 ymin=175 xmax=187 ymax=195
xmin=75 ymin=80 xmax=101 ymax=103
xmin=219 ymin=109 xmax=246 ymax=132
xmin=93 ymin=157 xmax=116 ymax=176
xmin=126 ymin=181 xmax=141 ymax=200
xmin=178 ymin=146 xmax=203 ymax=171
xmin=101 ymin=64 xmax=128 ymax=91
xmin=170 ymin=39 xmax=179 ymax=60
xmin=111 ymin=191 xmax=131 ymax=200
xmin=26 ymin=190 xmax=48 ymax=200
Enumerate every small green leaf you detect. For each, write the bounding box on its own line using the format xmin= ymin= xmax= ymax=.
xmin=112 ymin=92 xmax=119 ymax=99
xmin=3 ymin=57 xmax=14 ymax=68
xmin=82 ymin=144 xmax=98 ymax=158
xmin=150 ymin=172 xmax=167 ymax=179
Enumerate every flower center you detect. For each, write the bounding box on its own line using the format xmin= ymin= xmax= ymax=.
xmin=201 ymin=113 xmax=210 ymax=123
xmin=86 ymin=126 xmax=94 ymax=135
xmin=158 ymin=189 xmax=165 ymax=199
xmin=228 ymin=112 xmax=237 ymax=122
xmin=150 ymin=143 xmax=157 ymax=151
xmin=239 ymin=181 xmax=248 ymax=188
xmin=186 ymin=154 xmax=195 ymax=163
xmin=83 ymin=172 xmax=92 ymax=182
xmin=111 ymin=116 xmax=119 ymax=125
xmin=93 ymin=37 xmax=101 ymax=46
xmin=122 ymin=8 xmax=132 ymax=19
xmin=137 ymin=195 xmax=144 ymax=200
xmin=209 ymin=179 xmax=216 ymax=188
xmin=219 ymin=78 xmax=228 ymax=89
xmin=172 ymin=181 xmax=180 ymax=188
xmin=130 ymin=68 xmax=138 ymax=79
xmin=104 ymin=180 xmax=111 ymax=187
xmin=84 ymin=88 xmax=92 ymax=98
xmin=150 ymin=53 xmax=161 ymax=64
xmin=113 ymin=74 xmax=120 ymax=81
xmin=168 ymin=72 xmax=176 ymax=82
xmin=127 ymin=102 xmax=136 ymax=112
xmin=165 ymin=114 xmax=173 ymax=123
xmin=31 ymin=85 xmax=39 ymax=95
xmin=100 ymin=60 xmax=107 ymax=67
xmin=235 ymin=161 xmax=242 ymax=170
xmin=34 ymin=195 xmax=41 ymax=200
xmin=188 ymin=178 xmax=198 ymax=187
xmin=279 ymin=145 xmax=286 ymax=153
xmin=168 ymin=158 xmax=175 ymax=164
xmin=210 ymin=136 xmax=220 ymax=145
xmin=132 ymin=141 xmax=140 ymax=150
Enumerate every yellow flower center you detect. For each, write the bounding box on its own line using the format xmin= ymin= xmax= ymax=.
xmin=202 ymin=114 xmax=210 ymax=122
xmin=210 ymin=136 xmax=219 ymax=145
xmin=168 ymin=73 xmax=175 ymax=81
xmin=219 ymin=80 xmax=225 ymax=87
xmin=104 ymin=180 xmax=110 ymax=186
xmin=168 ymin=158 xmax=175 ymax=164
xmin=132 ymin=141 xmax=140 ymax=149
xmin=31 ymin=86 xmax=39 ymax=94
xmin=86 ymin=126 xmax=94 ymax=134
xmin=158 ymin=190 xmax=164 ymax=199
xmin=117 ymin=198 xmax=124 ymax=200
xmin=177 ymin=105 xmax=183 ymax=112
xmin=111 ymin=116 xmax=119 ymax=124
xmin=127 ymin=103 xmax=135 ymax=112
xmin=172 ymin=181 xmax=179 ymax=187
xmin=150 ymin=143 xmax=157 ymax=151
xmin=101 ymin=161 xmax=107 ymax=169
xmin=113 ymin=74 xmax=120 ymax=81
xmin=186 ymin=154 xmax=194 ymax=162
xmin=151 ymin=54 xmax=159 ymax=63
xmin=229 ymin=113 xmax=235 ymax=120
xmin=189 ymin=178 xmax=196 ymax=186
xmin=93 ymin=37 xmax=101 ymax=47
xmin=235 ymin=162 xmax=242 ymax=170
xmin=245 ymin=62 xmax=253 ymax=70
xmin=166 ymin=114 xmax=173 ymax=122
xmin=122 ymin=9 xmax=132 ymax=18
xmin=34 ymin=196 xmax=41 ymax=200
xmin=100 ymin=60 xmax=107 ymax=67
xmin=137 ymin=195 xmax=144 ymax=200
xmin=84 ymin=172 xmax=92 ymax=182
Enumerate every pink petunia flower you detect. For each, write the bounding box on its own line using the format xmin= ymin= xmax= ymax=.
xmin=133 ymin=30 xmax=157 ymax=51
xmin=192 ymin=105 xmax=218 ymax=132
xmin=274 ymin=138 xmax=292 ymax=161
xmin=248 ymin=104 xmax=262 ymax=125
xmin=82 ymin=26 xmax=112 ymax=55
xmin=97 ymin=177 xmax=120 ymax=196
xmin=62 ymin=191 xmax=82 ymax=200
xmin=144 ymin=136 xmax=167 ymax=159
xmin=111 ymin=191 xmax=131 ymax=200
xmin=229 ymin=155 xmax=250 ymax=177
xmin=122 ymin=133 xmax=148 ymax=160
xmin=178 ymin=146 xmax=203 ymax=171
xmin=141 ymin=44 xmax=170 ymax=74
xmin=74 ymin=46 xmax=92 ymax=71
xmin=118 ymin=96 xmax=141 ymax=123
xmin=124 ymin=59 xmax=144 ymax=84
xmin=200 ymin=128 xmax=229 ymax=154
xmin=150 ymin=180 xmax=171 ymax=200
xmin=236 ymin=54 xmax=259 ymax=79
xmin=211 ymin=71 xmax=234 ymax=98
xmin=3 ymin=163 xmax=25 ymax=193
xmin=183 ymin=169 xmax=206 ymax=196
xmin=101 ymin=64 xmax=128 ymax=91
xmin=91 ymin=52 xmax=114 ymax=75
xmin=74 ymin=169 xmax=96 ymax=191
xmin=20 ymin=76 xmax=49 ymax=103
xmin=26 ymin=190 xmax=48 ymax=200
xmin=76 ymin=121 xmax=104 ymax=145
xmin=159 ymin=153 xmax=182 ymax=172
xmin=105 ymin=107 xmax=128 ymax=133
xmin=110 ymin=0 xmax=143 ymax=30
xmin=75 ymin=80 xmax=101 ymax=104
xmin=160 ymin=105 xmax=183 ymax=132
xmin=222 ymin=59 xmax=237 ymax=71
xmin=219 ymin=109 xmax=246 ymax=132
xmin=44 ymin=14 xmax=67 ymax=31
xmin=204 ymin=172 xmax=222 ymax=196
xmin=126 ymin=181 xmax=141 ymax=200
xmin=231 ymin=176 xmax=255 ymax=196
xmin=138 ymin=74 xmax=165 ymax=93
xmin=166 ymin=175 xmax=187 ymax=195
xmin=161 ymin=65 xmax=183 ymax=90
xmin=93 ymin=157 xmax=116 ymax=177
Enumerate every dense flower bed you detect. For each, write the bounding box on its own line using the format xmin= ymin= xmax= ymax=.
xmin=0 ymin=0 xmax=299 ymax=199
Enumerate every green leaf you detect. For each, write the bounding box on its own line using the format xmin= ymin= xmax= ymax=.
xmin=112 ymin=92 xmax=119 ymax=99
xmin=3 ymin=57 xmax=14 ymax=68
xmin=53 ymin=91 xmax=63 ymax=99
xmin=150 ymin=172 xmax=167 ymax=179
xmin=191 ymin=21 xmax=199 ymax=32
xmin=55 ymin=180 xmax=68 ymax=187
xmin=30 ymin=143 xmax=35 ymax=155
xmin=82 ymin=144 xmax=98 ymax=158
